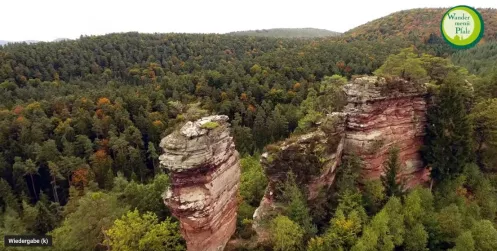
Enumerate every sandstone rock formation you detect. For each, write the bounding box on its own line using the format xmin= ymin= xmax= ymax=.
xmin=252 ymin=113 xmax=346 ymax=241
xmin=343 ymin=76 xmax=430 ymax=187
xmin=260 ymin=113 xmax=347 ymax=201
xmin=159 ymin=115 xmax=241 ymax=251
xmin=253 ymin=77 xmax=430 ymax=232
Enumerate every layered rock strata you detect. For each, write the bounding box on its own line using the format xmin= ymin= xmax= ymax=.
xmin=343 ymin=77 xmax=430 ymax=187
xmin=160 ymin=115 xmax=241 ymax=251
xmin=254 ymin=77 xmax=430 ymax=231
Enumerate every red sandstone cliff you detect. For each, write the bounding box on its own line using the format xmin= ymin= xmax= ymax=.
xmin=253 ymin=77 xmax=430 ymax=235
xmin=343 ymin=76 xmax=430 ymax=187
xmin=160 ymin=115 xmax=241 ymax=251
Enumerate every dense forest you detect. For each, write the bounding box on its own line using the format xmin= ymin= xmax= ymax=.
xmin=227 ymin=28 xmax=341 ymax=38
xmin=452 ymin=41 xmax=497 ymax=76
xmin=345 ymin=8 xmax=497 ymax=42
xmin=1 ymin=7 xmax=497 ymax=251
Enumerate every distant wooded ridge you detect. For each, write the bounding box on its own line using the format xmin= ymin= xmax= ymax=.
xmin=2 ymin=8 xmax=497 ymax=42
xmin=227 ymin=28 xmax=342 ymax=38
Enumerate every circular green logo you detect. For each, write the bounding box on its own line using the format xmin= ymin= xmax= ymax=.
xmin=441 ymin=5 xmax=484 ymax=49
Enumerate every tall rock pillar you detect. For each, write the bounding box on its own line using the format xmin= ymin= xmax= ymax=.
xmin=159 ymin=115 xmax=241 ymax=251
xmin=343 ymin=76 xmax=430 ymax=187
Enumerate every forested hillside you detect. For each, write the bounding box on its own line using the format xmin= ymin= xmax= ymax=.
xmin=346 ymin=8 xmax=497 ymax=42
xmin=452 ymin=41 xmax=497 ymax=76
xmin=228 ymin=28 xmax=341 ymax=38
xmin=1 ymin=7 xmax=497 ymax=251
xmin=0 ymin=33 xmax=408 ymax=157
xmin=0 ymin=32 xmax=407 ymax=250
xmin=345 ymin=8 xmax=497 ymax=56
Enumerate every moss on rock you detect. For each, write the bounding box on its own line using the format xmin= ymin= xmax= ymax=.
xmin=200 ymin=121 xmax=220 ymax=129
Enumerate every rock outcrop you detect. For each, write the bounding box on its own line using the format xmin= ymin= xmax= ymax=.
xmin=343 ymin=77 xmax=430 ymax=187
xmin=253 ymin=77 xmax=430 ymax=233
xmin=260 ymin=113 xmax=347 ymax=201
xmin=252 ymin=113 xmax=346 ymax=241
xmin=160 ymin=115 xmax=241 ymax=251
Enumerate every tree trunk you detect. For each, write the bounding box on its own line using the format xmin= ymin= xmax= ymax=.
xmin=29 ymin=173 xmax=38 ymax=200
xmin=52 ymin=176 xmax=59 ymax=203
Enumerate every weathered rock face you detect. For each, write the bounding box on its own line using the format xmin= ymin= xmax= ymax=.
xmin=253 ymin=77 xmax=430 ymax=228
xmin=260 ymin=113 xmax=347 ymax=201
xmin=343 ymin=77 xmax=430 ymax=187
xmin=253 ymin=113 xmax=346 ymax=241
xmin=160 ymin=115 xmax=241 ymax=251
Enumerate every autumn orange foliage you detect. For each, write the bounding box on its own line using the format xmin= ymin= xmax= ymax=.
xmin=152 ymin=120 xmax=164 ymax=127
xmin=97 ymin=97 xmax=111 ymax=106
xmin=72 ymin=168 xmax=90 ymax=190
xmin=15 ymin=116 xmax=27 ymax=124
xmin=240 ymin=93 xmax=248 ymax=102
xmin=247 ymin=104 xmax=256 ymax=113
xmin=95 ymin=149 xmax=108 ymax=159
xmin=95 ymin=109 xmax=104 ymax=119
xmin=13 ymin=106 xmax=24 ymax=115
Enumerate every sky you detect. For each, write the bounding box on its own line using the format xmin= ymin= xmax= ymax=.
xmin=1 ymin=0 xmax=496 ymax=41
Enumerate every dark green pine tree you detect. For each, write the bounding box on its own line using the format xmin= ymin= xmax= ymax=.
xmin=280 ymin=172 xmax=317 ymax=240
xmin=0 ymin=178 xmax=20 ymax=212
xmin=33 ymin=192 xmax=61 ymax=234
xmin=231 ymin=113 xmax=254 ymax=155
xmin=381 ymin=146 xmax=404 ymax=197
xmin=424 ymin=82 xmax=472 ymax=182
xmin=253 ymin=107 xmax=268 ymax=150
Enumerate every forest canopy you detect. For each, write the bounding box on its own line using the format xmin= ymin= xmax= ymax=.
xmin=1 ymin=7 xmax=497 ymax=250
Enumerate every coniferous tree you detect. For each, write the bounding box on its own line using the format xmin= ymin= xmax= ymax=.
xmin=0 ymin=178 xmax=19 ymax=212
xmin=231 ymin=113 xmax=254 ymax=155
xmin=280 ymin=172 xmax=317 ymax=240
xmin=252 ymin=107 xmax=268 ymax=150
xmin=147 ymin=142 xmax=159 ymax=175
xmin=47 ymin=161 xmax=64 ymax=204
xmin=269 ymin=105 xmax=289 ymax=141
xmin=469 ymin=98 xmax=497 ymax=169
xmin=381 ymin=146 xmax=404 ymax=197
xmin=424 ymin=82 xmax=472 ymax=182
xmin=13 ymin=157 xmax=39 ymax=200
xmin=33 ymin=192 xmax=61 ymax=235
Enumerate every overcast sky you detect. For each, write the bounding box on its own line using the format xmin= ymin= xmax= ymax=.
xmin=2 ymin=0 xmax=495 ymax=41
